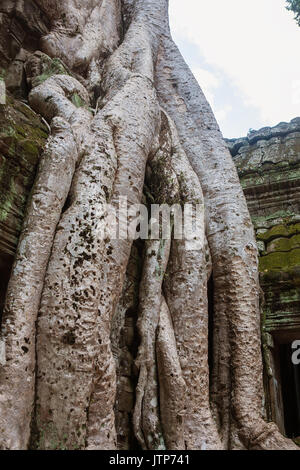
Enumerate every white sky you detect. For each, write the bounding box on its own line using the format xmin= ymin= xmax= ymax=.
xmin=169 ymin=0 xmax=300 ymax=138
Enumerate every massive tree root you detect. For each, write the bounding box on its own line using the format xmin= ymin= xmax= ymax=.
xmin=0 ymin=0 xmax=298 ymax=450
xmin=155 ymin=31 xmax=297 ymax=451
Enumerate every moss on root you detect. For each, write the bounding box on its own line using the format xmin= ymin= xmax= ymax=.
xmin=35 ymin=58 xmax=70 ymax=85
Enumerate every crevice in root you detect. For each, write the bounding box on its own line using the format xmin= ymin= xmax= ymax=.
xmin=207 ymin=275 xmax=214 ymax=386
xmin=111 ymin=241 xmax=143 ymax=450
xmin=133 ymin=110 xmax=223 ymax=450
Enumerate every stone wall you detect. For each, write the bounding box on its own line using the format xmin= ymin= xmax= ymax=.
xmin=227 ymin=119 xmax=300 ymax=335
xmin=0 ymin=1 xmax=50 ymax=69
xmin=0 ymin=1 xmax=50 ymax=97
xmin=0 ymin=93 xmax=48 ymax=318
xmin=227 ymin=120 xmax=300 ymax=437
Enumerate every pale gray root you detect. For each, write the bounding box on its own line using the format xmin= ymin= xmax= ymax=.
xmin=164 ymin=228 xmax=223 ymax=451
xmin=162 ymin=115 xmax=223 ymax=450
xmin=26 ymin=54 xmax=92 ymax=148
xmin=132 ymin=108 xmax=180 ymax=450
xmin=85 ymin=81 xmax=159 ymax=451
xmin=155 ymin=31 xmax=298 ymax=450
xmin=37 ymin=0 xmax=122 ymax=76
xmin=135 ymin=110 xmax=222 ymax=450
xmin=210 ymin=297 xmax=232 ymax=448
xmin=156 ymin=297 xmax=186 ymax=450
xmin=0 ymin=55 xmax=93 ymax=450
xmin=35 ymin=0 xmax=165 ymax=451
xmin=133 ymin=237 xmax=171 ymax=450
xmin=35 ymin=117 xmax=117 ymax=450
xmin=35 ymin=75 xmax=159 ymax=450
xmin=0 ymin=118 xmax=78 ymax=450
xmin=85 ymin=0 xmax=168 ymax=450
xmin=100 ymin=0 xmax=168 ymax=106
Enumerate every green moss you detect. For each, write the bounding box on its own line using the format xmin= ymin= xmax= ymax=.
xmin=0 ymin=92 xmax=48 ymax=243
xmin=1 ymin=125 xmax=16 ymax=138
xmin=149 ymin=155 xmax=175 ymax=205
xmin=257 ymin=223 xmax=300 ymax=242
xmin=266 ymin=234 xmax=300 ymax=252
xmin=35 ymin=58 xmax=69 ymax=85
xmin=71 ymin=93 xmax=86 ymax=108
xmin=21 ymin=140 xmax=40 ymax=159
xmin=34 ymin=422 xmax=70 ymax=450
xmin=259 ymin=248 xmax=300 ymax=273
xmin=0 ymin=197 xmax=12 ymax=222
xmin=0 ymin=124 xmax=45 ymax=165
xmin=293 ymin=437 xmax=300 ymax=447
xmin=252 ymin=210 xmax=298 ymax=229
xmin=0 ymin=178 xmax=16 ymax=222
xmin=237 ymin=152 xmax=300 ymax=189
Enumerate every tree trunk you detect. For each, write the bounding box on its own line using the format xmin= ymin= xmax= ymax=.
xmin=0 ymin=0 xmax=297 ymax=450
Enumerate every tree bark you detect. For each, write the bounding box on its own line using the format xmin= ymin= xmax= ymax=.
xmin=0 ymin=0 xmax=297 ymax=450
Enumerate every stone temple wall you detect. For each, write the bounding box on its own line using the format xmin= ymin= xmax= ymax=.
xmin=227 ymin=121 xmax=300 ymax=438
xmin=0 ymin=93 xmax=48 ymax=317
xmin=0 ymin=1 xmax=50 ymax=97
xmin=227 ymin=120 xmax=300 ymax=336
xmin=0 ymin=1 xmax=50 ymax=318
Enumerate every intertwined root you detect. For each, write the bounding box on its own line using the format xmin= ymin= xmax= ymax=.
xmin=1 ymin=0 xmax=164 ymax=451
xmin=0 ymin=0 xmax=298 ymax=451
xmin=37 ymin=0 xmax=122 ymax=77
xmin=0 ymin=112 xmax=81 ymax=449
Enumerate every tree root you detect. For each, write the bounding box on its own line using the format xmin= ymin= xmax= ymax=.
xmin=0 ymin=0 xmax=297 ymax=451
xmin=133 ymin=238 xmax=171 ymax=450
xmin=156 ymin=297 xmax=186 ymax=450
xmin=0 ymin=116 xmax=78 ymax=449
xmin=156 ymin=31 xmax=298 ymax=451
xmin=37 ymin=0 xmax=122 ymax=75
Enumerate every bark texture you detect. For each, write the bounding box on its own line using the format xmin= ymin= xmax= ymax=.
xmin=0 ymin=0 xmax=298 ymax=450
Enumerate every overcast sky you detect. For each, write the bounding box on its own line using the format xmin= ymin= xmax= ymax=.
xmin=169 ymin=0 xmax=300 ymax=138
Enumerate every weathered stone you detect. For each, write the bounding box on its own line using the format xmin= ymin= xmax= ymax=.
xmin=0 ymin=2 xmax=50 ymax=70
xmin=229 ymin=119 xmax=300 ymax=440
xmin=0 ymin=93 xmax=48 ymax=318
xmin=6 ymin=49 xmax=29 ymax=97
xmin=227 ymin=118 xmax=300 ymax=155
xmin=228 ymin=118 xmax=300 ymax=333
